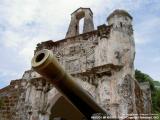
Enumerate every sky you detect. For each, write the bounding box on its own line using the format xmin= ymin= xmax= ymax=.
xmin=0 ymin=0 xmax=160 ymax=88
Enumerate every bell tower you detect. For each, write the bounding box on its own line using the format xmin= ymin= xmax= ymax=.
xmin=65 ymin=7 xmax=94 ymax=38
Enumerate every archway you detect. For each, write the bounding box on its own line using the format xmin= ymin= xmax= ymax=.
xmin=65 ymin=8 xmax=94 ymax=38
xmin=49 ymin=95 xmax=85 ymax=120
xmin=79 ymin=18 xmax=84 ymax=34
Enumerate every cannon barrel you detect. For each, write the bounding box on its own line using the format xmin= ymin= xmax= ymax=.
xmin=31 ymin=49 xmax=106 ymax=119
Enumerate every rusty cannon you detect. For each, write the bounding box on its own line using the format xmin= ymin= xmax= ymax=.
xmin=31 ymin=49 xmax=107 ymax=120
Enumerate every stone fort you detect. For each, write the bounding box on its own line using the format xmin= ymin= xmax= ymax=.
xmin=0 ymin=8 xmax=151 ymax=120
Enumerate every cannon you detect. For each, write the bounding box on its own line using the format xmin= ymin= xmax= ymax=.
xmin=31 ymin=49 xmax=107 ymax=120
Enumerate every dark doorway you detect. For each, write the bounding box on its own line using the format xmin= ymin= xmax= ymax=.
xmin=49 ymin=96 xmax=85 ymax=120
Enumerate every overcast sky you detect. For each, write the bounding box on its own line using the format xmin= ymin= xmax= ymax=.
xmin=0 ymin=0 xmax=160 ymax=88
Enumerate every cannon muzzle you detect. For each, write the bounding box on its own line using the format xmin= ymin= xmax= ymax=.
xmin=31 ymin=49 xmax=107 ymax=119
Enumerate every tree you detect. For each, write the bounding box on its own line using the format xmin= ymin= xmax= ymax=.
xmin=135 ymin=69 xmax=155 ymax=91
xmin=135 ymin=69 xmax=160 ymax=113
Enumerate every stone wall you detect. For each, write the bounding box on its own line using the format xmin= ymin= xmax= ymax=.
xmin=140 ymin=82 xmax=152 ymax=114
xmin=0 ymin=79 xmax=26 ymax=120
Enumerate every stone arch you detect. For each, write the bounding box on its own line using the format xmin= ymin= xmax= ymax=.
xmin=47 ymin=93 xmax=62 ymax=113
xmin=65 ymin=7 xmax=94 ymax=38
xmin=79 ymin=17 xmax=84 ymax=34
xmin=47 ymin=93 xmax=84 ymax=120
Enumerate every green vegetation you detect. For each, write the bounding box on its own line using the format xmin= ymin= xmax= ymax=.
xmin=153 ymin=81 xmax=160 ymax=89
xmin=135 ymin=69 xmax=160 ymax=113
xmin=153 ymin=81 xmax=160 ymax=86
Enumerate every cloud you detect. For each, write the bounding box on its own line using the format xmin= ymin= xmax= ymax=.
xmin=0 ymin=0 xmax=119 ymax=62
xmin=134 ymin=12 xmax=160 ymax=45
xmin=152 ymin=57 xmax=160 ymax=63
xmin=0 ymin=68 xmax=22 ymax=88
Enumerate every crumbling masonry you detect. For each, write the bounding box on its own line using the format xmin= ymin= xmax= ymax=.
xmin=0 ymin=8 xmax=151 ymax=120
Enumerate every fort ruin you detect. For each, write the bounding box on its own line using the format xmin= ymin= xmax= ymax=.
xmin=0 ymin=8 xmax=151 ymax=120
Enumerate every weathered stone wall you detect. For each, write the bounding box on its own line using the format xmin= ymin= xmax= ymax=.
xmin=0 ymin=79 xmax=26 ymax=120
xmin=140 ymin=82 xmax=152 ymax=114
